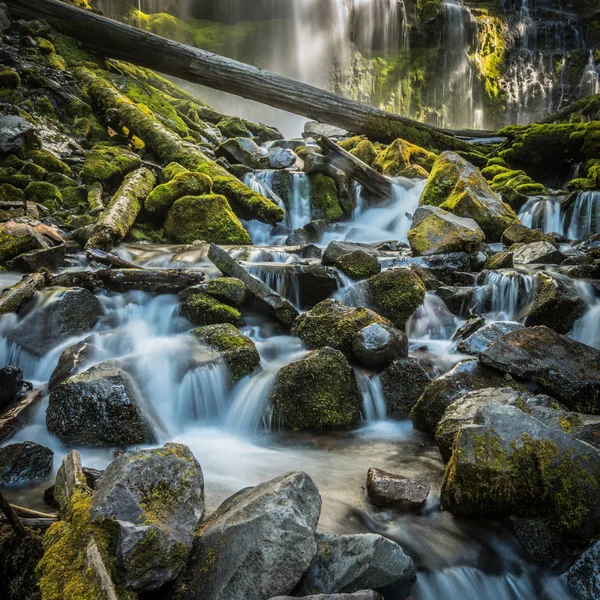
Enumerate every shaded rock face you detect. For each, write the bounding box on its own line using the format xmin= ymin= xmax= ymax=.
xmin=407 ymin=206 xmax=485 ymax=256
xmin=270 ymin=347 xmax=362 ymax=430
xmin=351 ymin=323 xmax=408 ymax=370
xmin=0 ymin=220 xmax=51 ymax=263
xmin=91 ymin=443 xmax=204 ymax=592
xmin=0 ymin=441 xmax=53 ymax=486
xmin=0 ymin=115 xmax=37 ymax=155
xmin=480 ymin=326 xmax=600 ymax=414
xmin=7 ymin=287 xmax=103 ymax=357
xmin=456 ymin=321 xmax=524 ymax=355
xmin=46 ymin=361 xmax=158 ymax=446
xmin=0 ymin=365 xmax=30 ymax=410
xmin=366 ymin=468 xmax=429 ymax=511
xmin=501 ymin=223 xmax=555 ymax=246
xmin=48 ymin=336 xmax=98 ymax=392
xmin=561 ymin=540 xmax=600 ymax=600
xmin=173 ymin=471 xmax=321 ymax=600
xmin=380 ymin=358 xmax=432 ymax=419
xmin=294 ymin=532 xmax=415 ymax=599
xmin=322 ymin=241 xmax=374 ymax=266
xmin=441 ymin=405 xmax=600 ymax=548
xmin=513 ymin=241 xmax=565 ymax=265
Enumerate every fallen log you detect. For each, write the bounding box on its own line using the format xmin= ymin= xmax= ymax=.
xmin=87 ymin=182 xmax=104 ymax=214
xmin=86 ymin=167 xmax=156 ymax=251
xmin=0 ymin=491 xmax=25 ymax=537
xmin=11 ymin=504 xmax=57 ymax=519
xmin=0 ymin=390 xmax=43 ymax=443
xmin=5 ymin=0 xmax=491 ymax=152
xmin=538 ymin=93 xmax=600 ymax=124
xmin=208 ymin=243 xmax=299 ymax=327
xmin=0 ymin=516 xmax=56 ymax=530
xmin=0 ymin=271 xmax=49 ymax=316
xmin=76 ymin=68 xmax=284 ymax=225
xmin=85 ymin=248 xmax=141 ymax=269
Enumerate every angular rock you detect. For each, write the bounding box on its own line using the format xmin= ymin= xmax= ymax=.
xmin=46 ymin=361 xmax=158 ymax=446
xmin=366 ymin=468 xmax=429 ymax=511
xmin=267 ymin=147 xmax=296 ymax=169
xmin=452 ymin=316 xmax=486 ymax=342
xmin=380 ymin=358 xmax=432 ymax=419
xmin=456 ymin=321 xmax=524 ymax=355
xmin=0 ymin=115 xmax=38 ymax=155
xmin=322 ymin=241 xmax=374 ymax=266
xmin=480 ymin=326 xmax=600 ymax=413
xmin=195 ymin=277 xmax=247 ymax=306
xmin=286 ymin=220 xmax=328 ymax=246
xmin=335 ymin=250 xmax=381 ymax=281
xmin=435 ymin=286 xmax=476 ymax=316
xmin=407 ymin=206 xmax=485 ymax=256
xmin=351 ymin=323 xmax=408 ymax=370
xmin=180 ymin=290 xmax=241 ymax=327
xmin=0 ymin=365 xmax=29 ymax=411
xmin=216 ymin=137 xmax=269 ymax=169
xmin=294 ymin=533 xmax=415 ymax=598
xmin=91 ymin=443 xmax=204 ymax=591
xmin=561 ymin=541 xmax=600 ymax=600
xmin=501 ymin=223 xmax=555 ymax=247
xmin=0 ymin=220 xmax=51 ymax=263
xmin=173 ymin=471 xmax=321 ymax=600
xmin=0 ymin=441 xmax=53 ymax=486
xmin=513 ymin=241 xmax=565 ymax=265
xmin=48 ymin=336 xmax=99 ymax=392
xmin=270 ymin=347 xmax=361 ymax=429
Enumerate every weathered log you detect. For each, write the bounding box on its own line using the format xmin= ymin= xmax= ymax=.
xmin=0 ymin=516 xmax=56 ymax=530
xmin=0 ymin=390 xmax=43 ymax=443
xmin=0 ymin=491 xmax=25 ymax=537
xmin=538 ymin=93 xmax=600 ymax=124
xmin=86 ymin=167 xmax=156 ymax=251
xmin=318 ymin=136 xmax=393 ymax=200
xmin=54 ymin=450 xmax=85 ymax=517
xmin=5 ymin=0 xmax=491 ymax=152
xmin=86 ymin=538 xmax=119 ymax=600
xmin=76 ymin=68 xmax=284 ymax=225
xmin=208 ymin=243 xmax=299 ymax=327
xmin=0 ymin=271 xmax=50 ymax=316
xmin=86 ymin=248 xmax=141 ymax=269
xmin=11 ymin=504 xmax=57 ymax=519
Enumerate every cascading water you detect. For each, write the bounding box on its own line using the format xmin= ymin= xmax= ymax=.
xmin=580 ymin=49 xmax=600 ymax=97
xmin=570 ymin=281 xmax=600 ymax=350
xmin=474 ymin=270 xmax=536 ymax=321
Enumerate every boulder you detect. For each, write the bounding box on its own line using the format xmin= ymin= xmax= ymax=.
xmin=518 ymin=273 xmax=587 ymax=334
xmin=366 ymin=468 xmax=429 ymax=511
xmin=501 ymin=223 xmax=555 ymax=246
xmin=46 ymin=361 xmax=158 ymax=446
xmin=180 ymin=290 xmax=241 ymax=326
xmin=0 ymin=115 xmax=38 ymax=155
xmin=407 ymin=206 xmax=485 ymax=256
xmin=456 ymin=321 xmax=524 ymax=355
xmin=351 ymin=323 xmax=408 ymax=370
xmin=91 ymin=443 xmax=204 ymax=591
xmin=216 ymin=137 xmax=269 ymax=169
xmin=420 ymin=152 xmax=520 ymax=241
xmin=270 ymin=348 xmax=362 ymax=429
xmin=411 ymin=359 xmax=521 ymax=434
xmin=192 ymin=323 xmax=260 ymax=381
xmin=194 ymin=277 xmax=247 ymax=306
xmin=364 ymin=269 xmax=426 ymax=328
xmin=380 ymin=358 xmax=432 ymax=419
xmin=322 ymin=241 xmax=374 ymax=266
xmin=286 ymin=220 xmax=328 ymax=246
xmin=172 ymin=472 xmax=321 ymax=600
xmin=80 ymin=145 xmax=142 ymax=186
xmin=513 ymin=241 xmax=565 ymax=265
xmin=452 ymin=316 xmax=486 ymax=342
xmin=391 ymin=252 xmax=473 ymax=282
xmin=293 ymin=299 xmax=389 ymax=358
xmin=145 ymin=171 xmax=212 ymax=218
xmin=335 ymin=250 xmax=381 ymax=281
xmin=486 ymin=249 xmax=514 ymax=269
xmin=435 ymin=286 xmax=476 ymax=316
xmin=267 ymin=147 xmax=296 ymax=169
xmin=0 ymin=220 xmax=51 ymax=263
xmin=0 ymin=441 xmax=53 ymax=486
xmin=373 ymin=138 xmax=436 ymax=176
xmin=480 ymin=326 xmax=600 ymax=413
xmin=294 ymin=533 xmax=415 ymax=599
xmin=48 ymin=336 xmax=98 ymax=391
xmin=7 ymin=287 xmax=103 ymax=357
xmin=0 ymin=365 xmax=30 ymax=411
xmin=309 ymin=173 xmax=344 ymax=222
xmin=561 ymin=541 xmax=600 ymax=600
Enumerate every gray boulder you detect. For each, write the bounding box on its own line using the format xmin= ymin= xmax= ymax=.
xmin=0 ymin=441 xmax=53 ymax=485
xmin=216 ymin=137 xmax=268 ymax=169
xmin=366 ymin=468 xmax=429 ymax=511
xmin=294 ymin=533 xmax=415 ymax=599
xmin=172 ymin=471 xmax=321 ymax=600
xmin=513 ymin=241 xmax=565 ymax=265
xmin=91 ymin=443 xmax=204 ymax=591
xmin=267 ymin=147 xmax=297 ymax=169
xmin=46 ymin=361 xmax=158 ymax=446
xmin=351 ymin=323 xmax=408 ymax=370
xmin=48 ymin=336 xmax=98 ymax=391
xmin=435 ymin=286 xmax=477 ymax=316
xmin=0 ymin=115 xmax=38 ymax=154
xmin=286 ymin=220 xmax=328 ymax=246
xmin=322 ymin=241 xmax=374 ymax=266
xmin=456 ymin=321 xmax=524 ymax=355
xmin=561 ymin=541 xmax=600 ymax=600
xmin=380 ymin=358 xmax=432 ymax=419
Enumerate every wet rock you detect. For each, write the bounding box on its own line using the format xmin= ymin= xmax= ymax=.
xmin=513 ymin=241 xmax=565 ymax=265
xmin=486 ymin=249 xmax=514 ymax=269
xmin=0 ymin=441 xmax=53 ymax=486
xmin=480 ymin=326 xmax=600 ymax=413
xmin=270 ymin=347 xmax=361 ymax=429
xmin=501 ymin=223 xmax=555 ymax=246
xmin=0 ymin=220 xmax=51 ymax=262
xmin=365 ymin=268 xmax=426 ymax=328
xmin=297 ymin=243 xmax=323 ymax=259
xmin=351 ymin=323 xmax=408 ymax=370
xmin=91 ymin=443 xmax=204 ymax=592
xmin=180 ymin=290 xmax=241 ymax=326
xmin=411 ymin=359 xmax=521 ymax=434
xmin=518 ymin=273 xmax=587 ymax=334
xmin=407 ymin=206 xmax=485 ymax=256
xmin=293 ymin=264 xmax=340 ymax=307
xmin=294 ymin=532 xmax=415 ymax=599
xmin=7 ymin=287 xmax=103 ymax=357
xmin=380 ymin=358 xmax=432 ymax=419
xmin=267 ymin=146 xmax=297 ymax=169
xmin=391 ymin=253 xmax=473 ymax=283
xmin=194 ymin=277 xmax=247 ymax=307
xmin=510 ymin=517 xmax=564 ymax=567
xmin=322 ymin=240 xmax=374 ymax=266
xmin=47 ymin=361 xmax=158 ymax=446
xmin=366 ymin=468 xmax=429 ymax=511
xmin=286 ymin=219 xmax=328 ymax=246
xmin=0 ymin=115 xmax=38 ymax=155
xmin=435 ymin=286 xmax=476 ymax=316
xmin=441 ymin=404 xmax=600 ymax=547
xmin=192 ymin=323 xmax=260 ymax=381
xmin=0 ymin=365 xmax=29 ymax=410
xmin=173 ymin=471 xmax=321 ymax=600
xmin=456 ymin=321 xmax=525 ymax=355
xmin=271 ymin=593 xmax=382 ymax=600
xmin=216 ymin=137 xmax=269 ymax=169
xmin=452 ymin=316 xmax=486 ymax=342
xmin=561 ymin=540 xmax=600 ymax=600
xmin=335 ymin=250 xmax=381 ymax=281
xmin=293 ymin=299 xmax=389 ymax=358
xmin=5 ymin=243 xmax=75 ymax=272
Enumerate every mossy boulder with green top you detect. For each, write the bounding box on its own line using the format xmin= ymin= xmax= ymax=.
xmin=373 ymin=138 xmax=437 ymax=177
xmin=180 ymin=290 xmax=241 ymax=327
xmin=308 ymin=173 xmax=344 ymax=222
xmin=80 ymin=145 xmax=142 ymax=186
xmin=145 ymin=171 xmax=213 ymax=218
xmin=334 ymin=249 xmax=381 ymax=281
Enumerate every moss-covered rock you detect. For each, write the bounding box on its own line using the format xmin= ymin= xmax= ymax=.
xmin=0 ymin=183 xmax=24 ymax=202
xmin=192 ymin=323 xmax=259 ymax=381
xmin=0 ymin=525 xmax=44 ymax=600
xmin=501 ymin=223 xmax=555 ymax=246
xmin=29 ymin=149 xmax=73 ymax=176
xmin=20 ymin=161 xmax=47 ymax=180
xmin=24 ymin=181 xmax=62 ymax=210
xmin=373 ymin=138 xmax=437 ymax=177
xmin=0 ymin=167 xmax=32 ymax=189
xmin=162 ymin=162 xmax=188 ymax=182
xmin=180 ymin=291 xmax=241 ymax=327
xmin=164 ymin=194 xmax=251 ymax=245
xmin=481 ymin=164 xmax=510 ymax=180
xmin=80 ymin=145 xmax=142 ymax=186
xmin=145 ymin=171 xmax=212 ymax=218
xmin=196 ymin=277 xmax=247 ymax=306
xmin=216 ymin=117 xmax=250 ymax=139
xmin=420 ymin=151 xmax=520 ymax=241
xmin=0 ymin=67 xmax=20 ymax=89
xmin=349 ymin=139 xmax=379 ymax=166
xmin=334 ymin=249 xmax=381 ymax=281
xmin=485 ymin=249 xmax=514 ymax=269
xmin=270 ymin=347 xmax=362 ymax=429
xmin=365 ymin=268 xmax=426 ymax=328
xmin=308 ymin=173 xmax=343 ymax=222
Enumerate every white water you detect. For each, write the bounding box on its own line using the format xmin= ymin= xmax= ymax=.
xmin=474 ymin=270 xmax=536 ymax=321
xmin=570 ymin=281 xmax=600 ymax=350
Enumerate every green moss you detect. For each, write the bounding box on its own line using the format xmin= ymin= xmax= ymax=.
xmin=162 ymin=162 xmax=189 ymax=182
xmin=0 ymin=155 xmax=25 ymax=169
xmin=481 ymin=164 xmax=509 ymax=180
xmin=308 ymin=173 xmax=343 ymax=222
xmin=34 ymin=97 xmax=57 ymax=119
xmin=24 ymin=181 xmax=62 ymax=208
xmin=338 ymin=136 xmax=367 ymax=152
xmin=294 ymin=146 xmax=318 ymax=160
xmin=21 ymin=161 xmax=47 ymax=180
xmin=52 ymin=33 xmax=95 ymax=67
xmin=0 ymin=183 xmax=24 ymax=202
xmin=0 ymin=168 xmax=32 ymax=189
xmin=180 ymin=291 xmax=241 ymax=326
xmin=567 ymin=178 xmax=597 ymax=192
xmin=350 ymin=139 xmax=379 ymax=166
xmin=61 ymin=186 xmax=87 ymax=210
xmin=145 ymin=171 xmax=212 ymax=218
xmin=80 ymin=145 xmax=141 ymax=185
xmin=335 ymin=250 xmax=381 ymax=281
xmin=217 ymin=117 xmax=250 ymax=138
xmin=36 ymin=37 xmax=55 ymax=55
xmin=373 ymin=137 xmax=436 ymax=176
xmin=0 ymin=67 xmax=20 ymax=89
xmin=199 ymin=277 xmax=246 ymax=306
xmin=515 ymin=183 xmax=547 ymax=195
xmin=29 ymin=150 xmax=73 ymax=176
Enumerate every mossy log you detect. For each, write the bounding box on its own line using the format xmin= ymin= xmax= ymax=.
xmin=0 ymin=271 xmax=50 ymax=316
xmin=86 ymin=167 xmax=155 ymax=251
xmin=76 ymin=69 xmax=284 ymax=225
xmin=6 ymin=0 xmax=490 ymax=152
xmin=85 ymin=249 xmax=140 ymax=269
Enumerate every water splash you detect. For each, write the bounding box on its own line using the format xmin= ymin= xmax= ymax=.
xmin=356 ymin=370 xmax=387 ymax=421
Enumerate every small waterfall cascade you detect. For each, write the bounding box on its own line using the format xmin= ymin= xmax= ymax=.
xmin=518 ymin=194 xmax=565 ymax=234
xmin=474 ymin=270 xmax=536 ymax=321
xmin=570 ymin=281 xmax=600 ymax=350
xmin=356 ymin=370 xmax=387 ymax=421
xmin=580 ymin=49 xmax=600 ymax=97
xmin=565 ymin=191 xmax=600 ymax=240
xmin=350 ymin=0 xmax=407 ymax=53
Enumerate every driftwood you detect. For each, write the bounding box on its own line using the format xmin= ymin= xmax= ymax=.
xmin=0 ymin=516 xmax=56 ymax=530
xmin=11 ymin=504 xmax=56 ymax=519
xmin=208 ymin=243 xmax=299 ymax=327
xmin=86 ymin=167 xmax=156 ymax=251
xmin=0 ymin=390 xmax=43 ymax=442
xmin=86 ymin=248 xmax=141 ymax=269
xmin=4 ymin=0 xmax=492 ymax=152
xmin=0 ymin=491 xmax=26 ymax=537
xmin=0 ymin=271 xmax=49 ymax=316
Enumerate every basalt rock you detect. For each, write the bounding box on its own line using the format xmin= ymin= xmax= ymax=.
xmin=335 ymin=250 xmax=381 ymax=281
xmin=351 ymin=323 xmax=408 ymax=370
xmin=0 ymin=365 xmax=30 ymax=410
xmin=366 ymin=468 xmax=429 ymax=512
xmin=380 ymin=358 xmax=432 ymax=419
xmin=0 ymin=441 xmax=53 ymax=486
xmin=456 ymin=321 xmax=525 ymax=355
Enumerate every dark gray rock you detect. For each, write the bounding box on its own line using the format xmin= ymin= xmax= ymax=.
xmin=294 ymin=533 xmax=415 ymax=599
xmin=91 ymin=443 xmax=204 ymax=591
xmin=216 ymin=137 xmax=268 ymax=169
xmin=286 ymin=220 xmax=328 ymax=246
xmin=513 ymin=241 xmax=565 ymax=265
xmin=561 ymin=541 xmax=600 ymax=600
xmin=0 ymin=365 xmax=30 ymax=411
xmin=322 ymin=241 xmax=375 ymax=266
xmin=0 ymin=115 xmax=38 ymax=155
xmin=172 ymin=471 xmax=321 ymax=600
xmin=436 ymin=286 xmax=476 ymax=316
xmin=380 ymin=358 xmax=432 ymax=418
xmin=456 ymin=321 xmax=524 ymax=355
xmin=366 ymin=468 xmax=429 ymax=511
xmin=0 ymin=441 xmax=53 ymax=485
xmin=452 ymin=316 xmax=486 ymax=342
xmin=389 ymin=252 xmax=473 ymax=283
xmin=48 ymin=336 xmax=98 ymax=392
xmin=351 ymin=323 xmax=408 ymax=370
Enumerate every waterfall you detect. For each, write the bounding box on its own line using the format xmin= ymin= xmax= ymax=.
xmin=565 ymin=191 xmax=600 ymax=241
xmin=580 ymin=50 xmax=599 ymax=97
xmin=356 ymin=370 xmax=387 ymax=421
xmin=570 ymin=281 xmax=600 ymax=350
xmin=474 ymin=270 xmax=536 ymax=321
xmin=518 ymin=195 xmax=565 ymax=234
